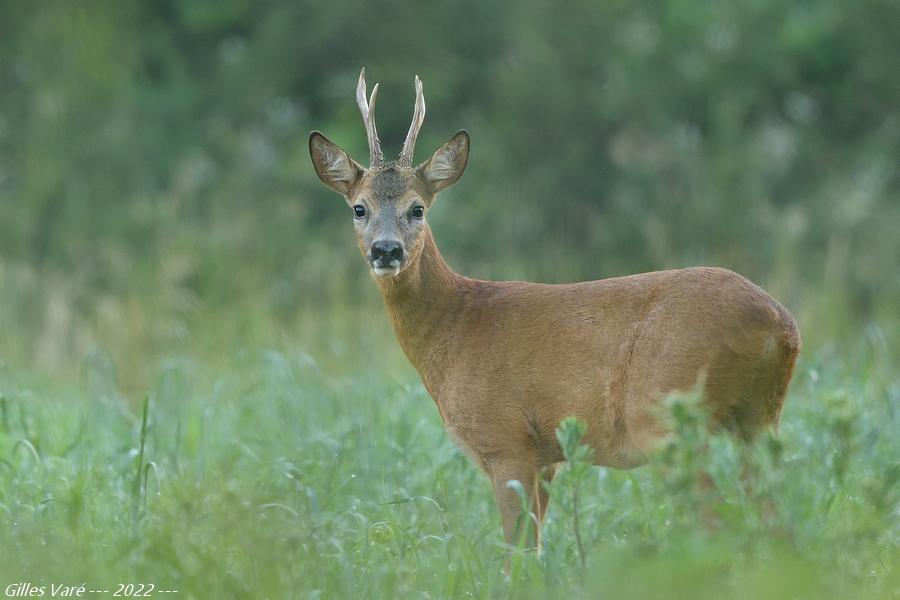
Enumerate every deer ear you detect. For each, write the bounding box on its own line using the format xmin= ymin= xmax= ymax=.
xmin=309 ymin=131 xmax=364 ymax=196
xmin=417 ymin=130 xmax=469 ymax=195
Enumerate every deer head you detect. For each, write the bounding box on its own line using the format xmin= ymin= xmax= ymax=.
xmin=309 ymin=68 xmax=469 ymax=278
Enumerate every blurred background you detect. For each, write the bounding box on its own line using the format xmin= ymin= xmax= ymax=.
xmin=1 ymin=0 xmax=898 ymax=392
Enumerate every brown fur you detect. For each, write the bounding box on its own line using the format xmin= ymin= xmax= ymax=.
xmin=370 ymin=227 xmax=800 ymax=548
xmin=308 ymin=80 xmax=801 ymax=550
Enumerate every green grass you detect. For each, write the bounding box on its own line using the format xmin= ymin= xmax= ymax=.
xmin=0 ymin=335 xmax=897 ymax=599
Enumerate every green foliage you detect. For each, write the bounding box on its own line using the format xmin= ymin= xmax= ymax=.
xmin=548 ymin=417 xmax=593 ymax=567
xmin=556 ymin=416 xmax=591 ymax=466
xmin=0 ymin=0 xmax=898 ymax=379
xmin=0 ymin=344 xmax=897 ymax=598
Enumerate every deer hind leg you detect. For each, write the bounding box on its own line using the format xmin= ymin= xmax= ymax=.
xmin=535 ymin=463 xmax=559 ymax=525
xmin=706 ymin=326 xmax=800 ymax=440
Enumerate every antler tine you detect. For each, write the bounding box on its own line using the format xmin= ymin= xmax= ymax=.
xmin=399 ymin=75 xmax=426 ymax=168
xmin=356 ymin=67 xmax=384 ymax=167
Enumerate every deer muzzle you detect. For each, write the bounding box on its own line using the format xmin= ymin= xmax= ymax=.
xmin=370 ymin=240 xmax=404 ymax=276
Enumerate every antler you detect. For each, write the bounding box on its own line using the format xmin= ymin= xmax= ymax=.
xmin=356 ymin=68 xmax=384 ymax=167
xmin=399 ymin=75 xmax=426 ymax=168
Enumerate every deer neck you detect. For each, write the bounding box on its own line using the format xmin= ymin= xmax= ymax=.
xmin=375 ymin=225 xmax=466 ymax=387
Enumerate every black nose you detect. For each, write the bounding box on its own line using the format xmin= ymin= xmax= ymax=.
xmin=371 ymin=240 xmax=403 ymax=263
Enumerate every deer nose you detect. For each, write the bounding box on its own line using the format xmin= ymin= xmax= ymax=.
xmin=371 ymin=240 xmax=404 ymax=263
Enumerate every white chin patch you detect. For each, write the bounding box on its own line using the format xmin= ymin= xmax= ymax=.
xmin=373 ymin=265 xmax=401 ymax=277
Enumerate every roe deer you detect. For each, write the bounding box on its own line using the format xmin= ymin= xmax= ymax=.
xmin=309 ymin=68 xmax=801 ymax=551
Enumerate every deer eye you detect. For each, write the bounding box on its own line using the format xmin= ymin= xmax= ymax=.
xmin=353 ymin=205 xmax=366 ymax=218
xmin=410 ymin=205 xmax=425 ymax=219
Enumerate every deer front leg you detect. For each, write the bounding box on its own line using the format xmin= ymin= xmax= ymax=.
xmin=489 ymin=460 xmax=545 ymax=550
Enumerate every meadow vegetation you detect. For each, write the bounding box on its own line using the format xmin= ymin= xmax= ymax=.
xmin=0 ymin=331 xmax=896 ymax=598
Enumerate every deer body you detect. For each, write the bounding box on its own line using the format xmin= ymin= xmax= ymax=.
xmin=310 ymin=69 xmax=800 ymax=550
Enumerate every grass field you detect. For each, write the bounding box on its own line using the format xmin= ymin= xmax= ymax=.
xmin=2 ymin=1 xmax=898 ymax=597
xmin=0 ymin=321 xmax=897 ymax=599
